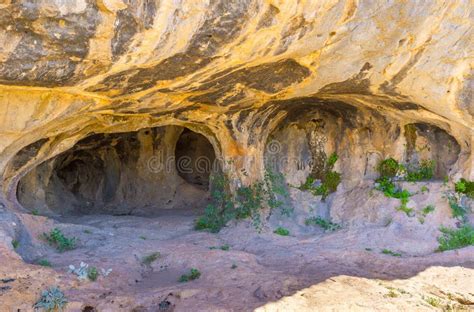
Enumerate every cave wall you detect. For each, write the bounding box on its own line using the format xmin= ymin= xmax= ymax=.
xmin=0 ymin=1 xmax=472 ymax=213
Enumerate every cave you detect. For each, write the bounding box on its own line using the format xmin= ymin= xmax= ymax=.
xmin=16 ymin=126 xmax=216 ymax=216
xmin=175 ymin=128 xmax=216 ymax=190
xmin=0 ymin=1 xmax=473 ymax=310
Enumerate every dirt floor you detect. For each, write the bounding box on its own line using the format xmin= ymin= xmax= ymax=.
xmin=0 ymin=206 xmax=473 ymax=312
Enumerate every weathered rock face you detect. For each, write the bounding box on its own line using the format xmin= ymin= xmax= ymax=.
xmin=0 ymin=0 xmax=472 ymax=214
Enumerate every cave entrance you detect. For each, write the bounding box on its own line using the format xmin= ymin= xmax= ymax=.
xmin=175 ymin=128 xmax=216 ymax=190
xmin=16 ymin=126 xmax=217 ymax=217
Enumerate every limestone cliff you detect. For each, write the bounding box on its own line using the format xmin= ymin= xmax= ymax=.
xmin=0 ymin=0 xmax=472 ymax=213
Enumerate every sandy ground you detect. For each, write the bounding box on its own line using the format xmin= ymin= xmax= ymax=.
xmin=0 ymin=209 xmax=473 ymax=311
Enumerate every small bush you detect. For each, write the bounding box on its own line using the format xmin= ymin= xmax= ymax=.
xmin=142 ymin=252 xmax=161 ymax=265
xmin=299 ymin=153 xmax=341 ymax=199
xmin=11 ymin=240 xmax=19 ymax=249
xmin=422 ymin=205 xmax=435 ymax=216
xmin=405 ymin=160 xmax=435 ymax=182
xmin=381 ymin=249 xmax=402 ymax=257
xmin=273 ymin=227 xmax=290 ymax=236
xmin=377 ymin=158 xmax=400 ymax=178
xmin=305 ymin=217 xmax=341 ymax=231
xmin=437 ymin=225 xmax=474 ymax=252
xmin=179 ymin=268 xmax=201 ymax=282
xmin=447 ymin=195 xmax=467 ymax=220
xmin=42 ymin=228 xmax=76 ymax=252
xmin=455 ymin=178 xmax=474 ymax=198
xmin=37 ymin=259 xmax=52 ymax=267
xmin=87 ymin=266 xmax=98 ymax=281
xmin=34 ymin=286 xmax=67 ymax=312
xmin=209 ymin=244 xmax=230 ymax=251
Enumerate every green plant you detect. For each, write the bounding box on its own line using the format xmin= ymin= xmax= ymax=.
xmin=264 ymin=170 xmax=292 ymax=216
xmin=386 ymin=290 xmax=399 ymax=298
xmin=455 ymin=178 xmax=474 ymax=198
xmin=195 ymin=174 xmax=235 ymax=233
xmin=142 ymin=252 xmax=161 ymax=265
xmin=83 ymin=229 xmax=92 ymax=234
xmin=179 ymin=268 xmax=201 ymax=282
xmin=377 ymin=158 xmax=401 ymax=178
xmin=42 ymin=228 xmax=76 ymax=252
xmin=437 ymin=225 xmax=474 ymax=252
xmin=196 ymin=170 xmax=293 ymax=233
xmin=11 ymin=240 xmax=19 ymax=249
xmin=420 ymin=185 xmax=429 ymax=193
xmin=375 ymin=177 xmax=413 ymax=216
xmin=381 ymin=249 xmax=402 ymax=257
xmin=305 ymin=217 xmax=341 ymax=231
xmin=34 ymin=287 xmax=67 ymax=311
xmin=273 ymin=227 xmax=290 ymax=236
xmin=32 ymin=209 xmax=39 ymax=216
xmin=405 ymin=160 xmax=435 ymax=182
xmin=422 ymin=205 xmax=435 ymax=216
xmin=447 ymin=195 xmax=467 ymax=220
xmin=87 ymin=266 xmax=98 ymax=281
xmin=299 ymin=153 xmax=341 ymax=199
xmin=139 ymin=236 xmax=147 ymax=240
xmin=209 ymin=244 xmax=230 ymax=251
xmin=37 ymin=259 xmax=52 ymax=267
xmin=424 ymin=296 xmax=441 ymax=307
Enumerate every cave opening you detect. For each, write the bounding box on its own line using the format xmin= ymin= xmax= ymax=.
xmin=16 ymin=126 xmax=217 ymax=217
xmin=175 ymin=128 xmax=216 ymax=190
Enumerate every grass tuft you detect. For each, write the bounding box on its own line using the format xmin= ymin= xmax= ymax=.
xmin=381 ymin=249 xmax=402 ymax=257
xmin=142 ymin=252 xmax=161 ymax=265
xmin=179 ymin=268 xmax=201 ymax=282
xmin=273 ymin=227 xmax=290 ymax=236
xmin=42 ymin=228 xmax=76 ymax=252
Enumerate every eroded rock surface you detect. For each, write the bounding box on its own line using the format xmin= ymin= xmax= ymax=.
xmin=0 ymin=1 xmax=473 ymax=310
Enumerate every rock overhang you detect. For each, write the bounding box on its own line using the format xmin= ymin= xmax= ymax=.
xmin=0 ymin=0 xmax=472 ymax=211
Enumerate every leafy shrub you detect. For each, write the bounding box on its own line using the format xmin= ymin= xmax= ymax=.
xmin=305 ymin=217 xmax=341 ymax=231
xmin=381 ymin=249 xmax=402 ymax=257
xmin=273 ymin=227 xmax=290 ymax=236
xmin=87 ymin=267 xmax=98 ymax=281
xmin=377 ymin=158 xmax=400 ymax=178
xmin=422 ymin=205 xmax=435 ymax=216
xmin=235 ymin=183 xmax=264 ymax=220
xmin=375 ymin=177 xmax=413 ymax=216
xmin=455 ymin=178 xmax=474 ymax=198
xmin=299 ymin=153 xmax=341 ymax=199
xmin=324 ymin=171 xmax=341 ymax=193
xmin=264 ymin=170 xmax=292 ymax=216
xmin=42 ymin=228 xmax=76 ymax=252
xmin=11 ymin=240 xmax=19 ymax=249
xmin=405 ymin=160 xmax=435 ymax=182
xmin=142 ymin=252 xmax=161 ymax=265
xmin=34 ymin=287 xmax=67 ymax=311
xmin=196 ymin=170 xmax=292 ymax=233
xmin=447 ymin=195 xmax=467 ymax=220
xmin=37 ymin=259 xmax=52 ymax=267
xmin=179 ymin=268 xmax=201 ymax=282
xmin=437 ymin=225 xmax=474 ymax=251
